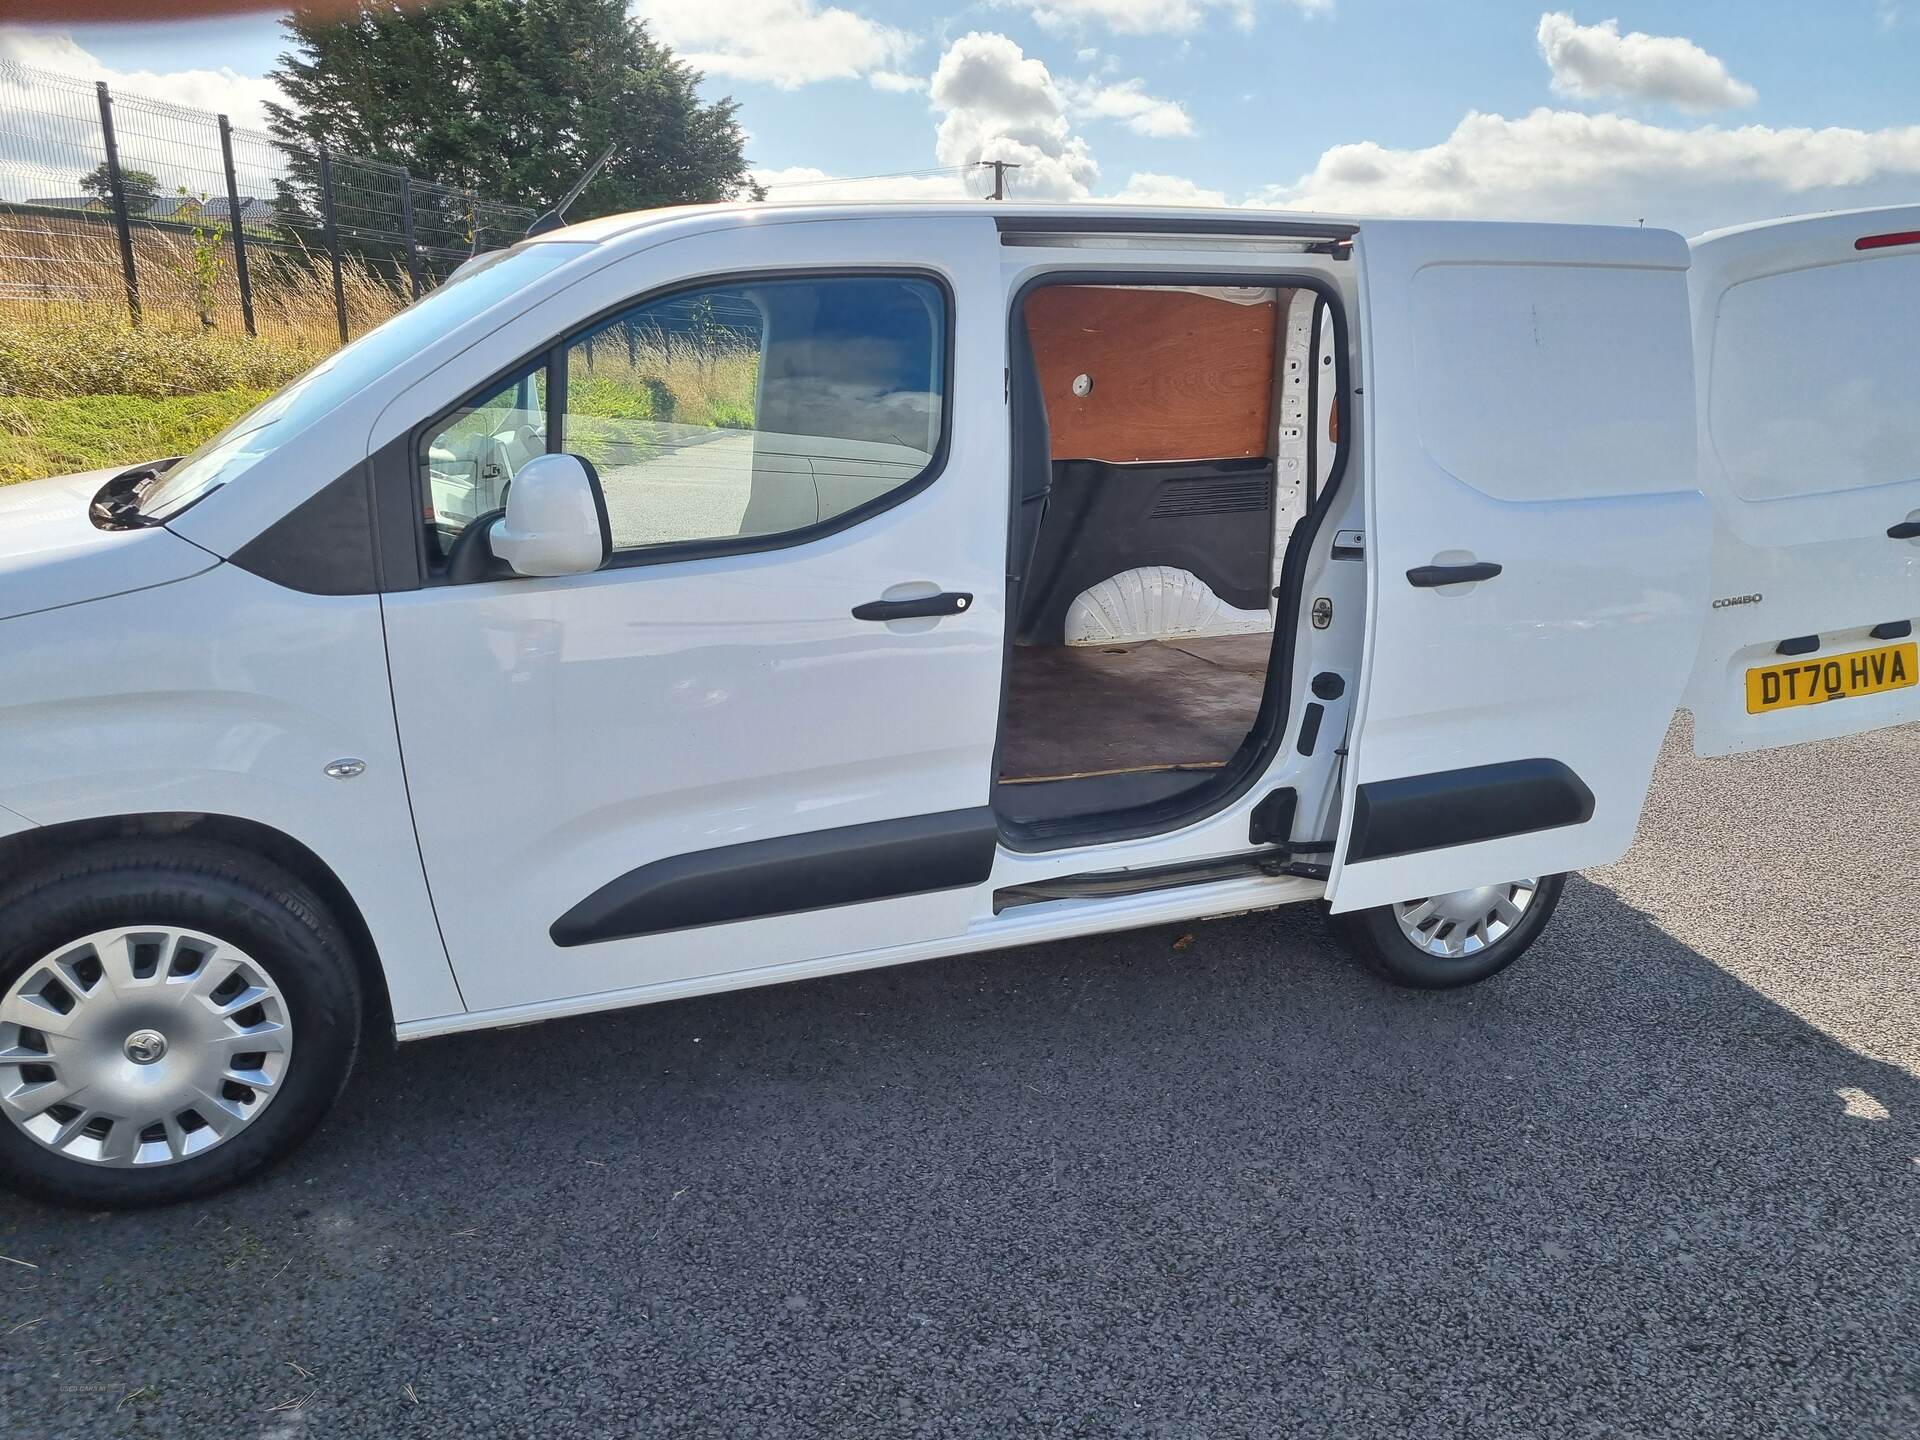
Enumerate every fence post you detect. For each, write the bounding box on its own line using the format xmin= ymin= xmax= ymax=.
xmin=399 ymin=170 xmax=424 ymax=298
xmin=216 ymin=115 xmax=256 ymax=338
xmin=316 ymin=145 xmax=349 ymax=345
xmin=94 ymin=80 xmax=141 ymax=326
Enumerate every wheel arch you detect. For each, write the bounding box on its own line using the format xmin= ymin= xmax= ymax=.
xmin=0 ymin=811 xmax=396 ymax=1042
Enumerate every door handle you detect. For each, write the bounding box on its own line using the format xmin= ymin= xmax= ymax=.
xmin=852 ymin=591 xmax=974 ymax=621
xmin=1887 ymin=520 xmax=1920 ymax=539
xmin=1406 ymin=562 xmax=1502 ymax=588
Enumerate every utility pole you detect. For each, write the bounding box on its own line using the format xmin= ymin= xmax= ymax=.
xmin=983 ymin=159 xmax=1020 ymax=200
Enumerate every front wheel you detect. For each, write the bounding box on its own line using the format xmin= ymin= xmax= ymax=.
xmin=0 ymin=841 xmax=362 ymax=1208
xmin=1331 ymin=874 xmax=1566 ymax=989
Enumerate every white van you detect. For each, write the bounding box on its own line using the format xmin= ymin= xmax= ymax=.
xmin=0 ymin=201 xmax=1914 ymax=1207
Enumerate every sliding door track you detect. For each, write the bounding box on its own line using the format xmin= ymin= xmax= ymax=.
xmin=993 ymin=847 xmax=1332 ymax=913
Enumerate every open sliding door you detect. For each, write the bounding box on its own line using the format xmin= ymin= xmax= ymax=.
xmin=1328 ymin=221 xmax=1712 ymax=913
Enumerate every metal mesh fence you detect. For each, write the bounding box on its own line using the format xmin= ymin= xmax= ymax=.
xmin=0 ymin=55 xmax=536 ymax=343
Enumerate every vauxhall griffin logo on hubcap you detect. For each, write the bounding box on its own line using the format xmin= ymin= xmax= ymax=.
xmin=123 ymin=1030 xmax=168 ymax=1065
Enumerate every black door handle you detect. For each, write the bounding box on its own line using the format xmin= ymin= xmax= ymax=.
xmin=852 ymin=591 xmax=974 ymax=621
xmin=1407 ymin=562 xmax=1502 ymax=588
xmin=1888 ymin=520 xmax=1920 ymax=539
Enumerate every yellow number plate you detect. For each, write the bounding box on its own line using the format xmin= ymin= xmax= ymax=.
xmin=1745 ymin=641 xmax=1918 ymax=714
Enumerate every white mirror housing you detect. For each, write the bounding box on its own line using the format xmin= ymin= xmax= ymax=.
xmin=488 ymin=454 xmax=611 ymax=578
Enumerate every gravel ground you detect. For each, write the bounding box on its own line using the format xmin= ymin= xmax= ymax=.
xmin=2 ymin=720 xmax=1916 ymax=1438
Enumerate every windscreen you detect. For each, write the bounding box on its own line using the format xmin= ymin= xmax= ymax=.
xmin=135 ymin=241 xmax=592 ymax=522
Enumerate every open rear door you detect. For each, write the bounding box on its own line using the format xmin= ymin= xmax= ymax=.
xmin=1327 ymin=220 xmax=1711 ymax=913
xmin=1682 ymin=206 xmax=1920 ymax=756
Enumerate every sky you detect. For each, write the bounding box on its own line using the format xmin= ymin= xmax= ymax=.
xmin=1 ymin=1 xmax=1917 ymax=235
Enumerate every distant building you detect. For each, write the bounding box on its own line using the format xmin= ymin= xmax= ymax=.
xmin=22 ymin=194 xmax=276 ymax=225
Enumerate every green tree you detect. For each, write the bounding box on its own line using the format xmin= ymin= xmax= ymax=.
xmin=78 ymin=162 xmax=160 ymax=214
xmin=264 ymin=0 xmax=759 ymax=221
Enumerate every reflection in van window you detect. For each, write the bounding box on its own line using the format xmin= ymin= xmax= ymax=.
xmin=417 ymin=274 xmax=948 ymax=568
xmin=562 ymin=276 xmax=946 ymax=553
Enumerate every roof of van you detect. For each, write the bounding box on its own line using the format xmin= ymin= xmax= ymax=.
xmin=539 ymin=197 xmax=1920 ymax=250
xmin=534 ymin=199 xmax=1364 ymax=246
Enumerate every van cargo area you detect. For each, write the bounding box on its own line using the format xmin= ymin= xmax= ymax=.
xmin=995 ymin=279 xmax=1337 ymax=831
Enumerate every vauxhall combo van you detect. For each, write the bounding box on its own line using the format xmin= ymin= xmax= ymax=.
xmin=0 ymin=200 xmax=1914 ymax=1207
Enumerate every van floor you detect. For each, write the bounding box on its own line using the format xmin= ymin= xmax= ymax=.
xmin=998 ymin=633 xmax=1272 ymax=784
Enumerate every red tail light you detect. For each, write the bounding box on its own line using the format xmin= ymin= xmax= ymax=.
xmin=1855 ymin=230 xmax=1920 ymax=251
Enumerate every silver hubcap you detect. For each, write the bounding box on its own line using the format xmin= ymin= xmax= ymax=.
xmin=1393 ymin=879 xmax=1538 ymax=960
xmin=0 ymin=927 xmax=292 ymax=1167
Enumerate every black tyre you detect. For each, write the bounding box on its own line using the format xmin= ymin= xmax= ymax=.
xmin=0 ymin=840 xmax=362 ymax=1208
xmin=1330 ymin=873 xmax=1566 ymax=990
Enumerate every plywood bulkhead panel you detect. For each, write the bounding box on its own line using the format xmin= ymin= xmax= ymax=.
xmin=1025 ymin=286 xmax=1278 ymax=463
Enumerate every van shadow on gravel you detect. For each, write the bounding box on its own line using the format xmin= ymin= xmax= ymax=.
xmin=3 ymin=874 xmax=1917 ymax=1438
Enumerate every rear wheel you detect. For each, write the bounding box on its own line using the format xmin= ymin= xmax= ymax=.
xmin=1332 ymin=873 xmax=1566 ymax=989
xmin=0 ymin=841 xmax=361 ymax=1208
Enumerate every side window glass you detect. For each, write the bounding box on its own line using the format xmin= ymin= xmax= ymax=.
xmin=422 ymin=363 xmax=547 ymax=566
xmin=561 ymin=275 xmax=946 ymax=554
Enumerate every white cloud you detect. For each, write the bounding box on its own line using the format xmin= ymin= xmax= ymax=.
xmin=1064 ymin=76 xmax=1195 ymax=138
xmin=1259 ymin=106 xmax=1920 ymax=234
xmin=1536 ymin=12 xmax=1756 ymax=112
xmin=633 ymin=0 xmax=916 ymax=90
xmin=930 ymin=32 xmax=1098 ymax=200
xmin=0 ymin=29 xmax=284 ymax=131
xmin=749 ymin=32 xmax=1206 ymax=207
xmin=1017 ymin=0 xmax=1328 ymax=37
xmin=1109 ymin=171 xmax=1228 ymax=204
xmin=869 ymin=71 xmax=928 ymax=93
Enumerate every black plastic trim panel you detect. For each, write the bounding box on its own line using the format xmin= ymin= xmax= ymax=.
xmin=1296 ymin=703 xmax=1325 ymax=756
xmin=550 ymin=807 xmax=997 ymax=946
xmin=370 ymin=433 xmax=425 ymax=591
xmin=995 ymin=215 xmax=1357 ymax=243
xmin=1346 ymin=759 xmax=1595 ymax=864
xmin=1016 ymin=457 xmax=1275 ymax=643
xmin=231 ymin=462 xmax=381 ymax=595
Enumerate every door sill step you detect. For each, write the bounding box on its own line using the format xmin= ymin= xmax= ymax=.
xmin=994 ymin=849 xmax=1304 ymax=912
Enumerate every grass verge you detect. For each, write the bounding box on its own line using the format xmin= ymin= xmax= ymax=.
xmin=0 ymin=389 xmax=267 ymax=487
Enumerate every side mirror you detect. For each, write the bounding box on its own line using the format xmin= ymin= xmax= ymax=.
xmin=488 ymin=454 xmax=611 ymax=578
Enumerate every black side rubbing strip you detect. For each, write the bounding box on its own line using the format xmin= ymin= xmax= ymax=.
xmin=550 ymin=808 xmax=998 ymax=946
xmin=1346 ymin=759 xmax=1595 ymax=864
xmin=1775 ymin=634 xmax=1820 ymax=657
xmin=1871 ymin=620 xmax=1913 ymax=641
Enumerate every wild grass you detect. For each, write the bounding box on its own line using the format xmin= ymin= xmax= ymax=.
xmin=0 ymin=214 xmax=412 ymax=344
xmin=0 ymin=215 xmax=409 ymax=482
xmin=0 ymin=321 xmax=327 ymax=400
xmin=0 ymin=389 xmax=269 ymax=486
xmin=567 ymin=330 xmax=759 ymax=430
xmin=0 ymin=221 xmax=766 ymax=487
